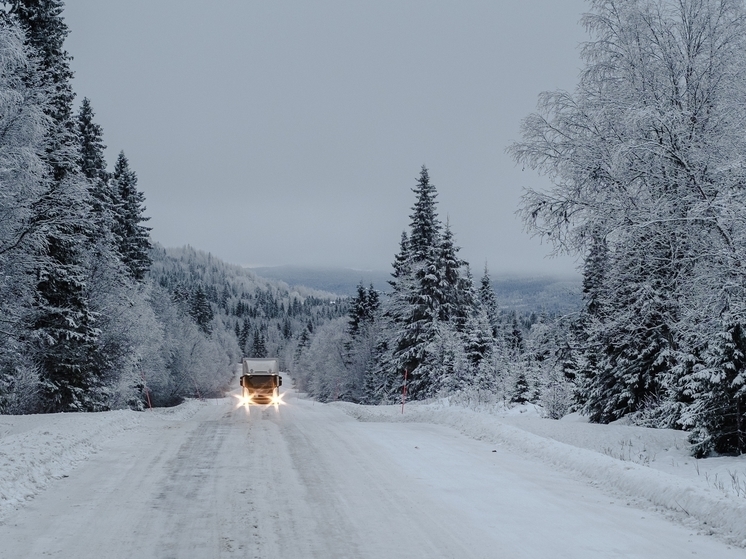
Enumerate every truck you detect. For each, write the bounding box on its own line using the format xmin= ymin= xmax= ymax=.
xmin=239 ymin=358 xmax=283 ymax=405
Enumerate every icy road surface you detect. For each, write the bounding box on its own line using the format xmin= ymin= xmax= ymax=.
xmin=1 ymin=386 xmax=744 ymax=558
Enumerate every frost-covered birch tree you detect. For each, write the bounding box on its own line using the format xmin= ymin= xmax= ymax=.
xmin=510 ymin=0 xmax=746 ymax=453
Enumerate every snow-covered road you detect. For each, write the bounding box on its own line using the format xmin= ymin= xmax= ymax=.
xmin=1 ymin=384 xmax=744 ymax=558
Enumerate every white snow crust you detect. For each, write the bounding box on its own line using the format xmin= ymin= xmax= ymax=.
xmin=334 ymin=400 xmax=746 ymax=546
xmin=0 ymin=409 xmax=143 ymax=519
xmin=2 ymin=392 xmax=746 ymax=555
xmin=0 ymin=398 xmax=209 ymax=520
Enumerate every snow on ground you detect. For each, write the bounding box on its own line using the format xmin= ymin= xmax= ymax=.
xmin=334 ymin=399 xmax=746 ymax=547
xmin=2 ymin=391 xmax=746 ymax=555
xmin=0 ymin=398 xmax=211 ymax=521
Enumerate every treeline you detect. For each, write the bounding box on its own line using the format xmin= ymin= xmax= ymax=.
xmin=0 ymin=2 xmax=156 ymax=413
xmin=292 ymin=167 xmax=573 ymax=417
xmin=145 ymin=246 xmax=346 ymax=407
xmin=510 ymin=0 xmax=746 ymax=457
xmin=0 ymin=1 xmax=345 ymax=413
xmin=296 ymin=0 xmax=746 ymax=458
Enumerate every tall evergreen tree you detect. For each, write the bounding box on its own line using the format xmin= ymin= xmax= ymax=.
xmin=375 ymin=167 xmax=477 ymax=399
xmin=348 ymin=282 xmax=380 ymax=338
xmin=77 ymin=98 xmax=108 ymax=183
xmin=6 ymin=0 xmax=106 ymax=411
xmin=464 ymin=306 xmax=493 ymax=369
xmin=438 ymin=220 xmax=469 ymax=325
xmin=348 ymin=282 xmax=369 ymax=338
xmin=388 ymin=168 xmax=443 ymax=398
xmin=77 ymin=97 xmax=114 ymax=232
xmin=190 ymin=285 xmax=213 ymax=335
xmin=479 ymin=264 xmax=499 ymax=337
xmin=366 ymin=284 xmax=380 ymax=318
xmin=111 ymin=152 xmax=151 ymax=281
xmin=407 ymin=166 xmax=440 ymax=262
xmin=239 ymin=319 xmax=251 ymax=353
xmin=251 ymin=330 xmax=267 ymax=358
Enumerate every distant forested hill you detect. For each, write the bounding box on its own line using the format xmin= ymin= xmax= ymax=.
xmin=153 ymin=247 xmax=347 ymax=370
xmin=491 ymin=276 xmax=581 ymax=313
xmin=251 ymin=266 xmax=581 ymax=313
xmin=250 ymin=266 xmax=392 ymax=296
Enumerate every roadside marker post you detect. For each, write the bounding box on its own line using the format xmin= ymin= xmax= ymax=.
xmin=401 ymin=369 xmax=408 ymax=414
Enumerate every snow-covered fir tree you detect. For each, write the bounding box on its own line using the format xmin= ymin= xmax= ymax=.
xmin=368 ymin=167 xmax=475 ymax=400
xmin=111 ymin=152 xmax=152 ymax=282
xmin=77 ymin=97 xmax=114 ymax=235
xmin=479 ymin=264 xmax=499 ymax=337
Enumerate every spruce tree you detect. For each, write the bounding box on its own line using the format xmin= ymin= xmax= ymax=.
xmin=8 ymin=0 xmax=106 ymax=411
xmin=464 ymin=306 xmax=493 ymax=369
xmin=511 ymin=371 xmax=530 ymax=405
xmin=683 ymin=319 xmax=746 ymax=457
xmin=574 ymin=233 xmax=609 ymax=411
xmin=366 ymin=284 xmax=380 ymax=318
xmin=407 ymin=166 xmax=440 ymax=262
xmin=582 ymin=233 xmax=608 ymax=318
xmin=111 ymin=152 xmax=152 ymax=281
xmin=77 ymin=98 xmax=108 ymax=182
xmin=295 ymin=327 xmax=311 ymax=361
xmin=378 ymin=167 xmax=476 ymax=400
xmin=438 ymin=221 xmax=469 ymax=325
xmin=389 ymin=167 xmax=445 ymax=399
xmin=251 ymin=330 xmax=267 ymax=358
xmin=77 ymin=97 xmax=114 ymax=232
xmin=348 ymin=282 xmax=380 ymax=338
xmin=348 ymin=282 xmax=369 ymax=338
xmin=508 ymin=313 xmax=524 ymax=353
xmin=579 ymin=232 xmax=676 ymax=423
xmin=190 ymin=285 xmax=213 ymax=335
xmin=239 ymin=318 xmax=251 ymax=353
xmin=479 ymin=264 xmax=499 ymax=337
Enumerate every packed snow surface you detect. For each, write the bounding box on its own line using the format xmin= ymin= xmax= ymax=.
xmin=0 ymin=382 xmax=745 ymax=558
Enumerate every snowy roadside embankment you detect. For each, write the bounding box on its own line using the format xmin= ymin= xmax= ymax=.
xmin=0 ymin=398 xmax=222 ymax=521
xmin=149 ymin=397 xmax=211 ymax=421
xmin=334 ymin=401 xmax=746 ymax=547
xmin=0 ymin=398 xmax=218 ymax=520
xmin=0 ymin=410 xmax=143 ymax=520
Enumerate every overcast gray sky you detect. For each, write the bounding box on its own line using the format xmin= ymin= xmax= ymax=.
xmin=63 ymin=0 xmax=588 ymax=276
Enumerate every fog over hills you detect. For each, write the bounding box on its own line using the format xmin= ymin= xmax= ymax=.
xmin=491 ymin=275 xmax=581 ymax=314
xmin=250 ymin=266 xmax=581 ymax=313
xmin=250 ymin=266 xmax=392 ymax=297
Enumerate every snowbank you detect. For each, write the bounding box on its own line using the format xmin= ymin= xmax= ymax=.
xmin=334 ymin=401 xmax=746 ymax=547
xmin=149 ymin=397 xmax=212 ymax=421
xmin=0 ymin=410 xmax=142 ymax=519
xmin=0 ymin=398 xmax=212 ymax=521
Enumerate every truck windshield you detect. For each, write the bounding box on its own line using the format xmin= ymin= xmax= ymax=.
xmin=246 ymin=375 xmax=276 ymax=388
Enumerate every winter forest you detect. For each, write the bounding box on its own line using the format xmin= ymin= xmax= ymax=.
xmin=2 ymin=0 xmax=746 ymax=460
xmin=0 ymin=1 xmax=346 ymax=414
xmin=295 ymin=0 xmax=746 ymax=459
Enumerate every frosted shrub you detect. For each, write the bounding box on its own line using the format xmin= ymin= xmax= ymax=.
xmin=540 ymin=380 xmax=572 ymax=420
